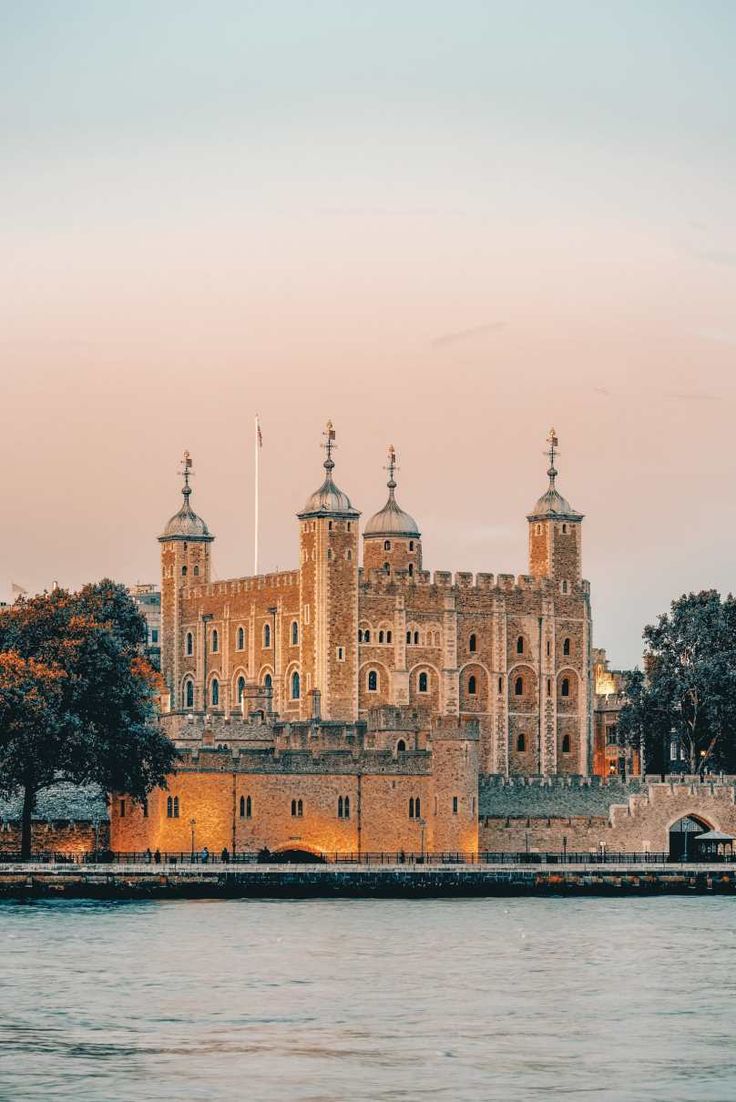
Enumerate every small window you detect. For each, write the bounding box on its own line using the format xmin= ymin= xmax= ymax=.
xmin=368 ymin=669 xmax=378 ymax=692
xmin=547 ymin=678 xmax=552 ymax=697
xmin=338 ymin=796 xmax=343 ymax=818
xmin=237 ymin=675 xmax=246 ymax=703
xmin=240 ymin=795 xmax=252 ymax=818
xmin=237 ymin=626 xmax=245 ymax=650
xmin=119 ymin=798 xmax=126 ymax=818
xmin=184 ymin=679 xmax=194 ymax=709
xmin=346 ymin=549 xmax=352 ymax=560
xmin=408 ymin=564 xmax=414 ymax=577
xmin=562 ymin=734 xmax=571 ymax=753
xmin=378 ymin=630 xmax=385 ymax=644
xmin=327 ymin=548 xmax=333 ymax=561
xmin=186 ymin=631 xmax=193 ymax=656
xmin=561 ymin=677 xmax=570 ymax=698
xmin=167 ymin=796 xmax=173 ymax=818
xmin=468 ymin=675 xmax=477 ymax=696
xmin=211 ymin=678 xmax=219 ymax=706
xmin=264 ymin=623 xmax=271 ymax=648
xmin=291 ymin=621 xmax=299 ymax=646
xmin=151 ymin=629 xmax=158 ymax=643
xmin=409 ymin=797 xmax=421 ymax=819
xmin=418 ymin=671 xmax=428 ymax=694
xmin=193 ymin=565 xmax=199 ymax=576
xmin=212 ymin=629 xmax=219 ymax=653
xmin=409 ymin=540 xmax=414 ymax=551
xmin=452 ymin=796 xmax=458 ymax=815
xmin=383 ymin=562 xmax=390 ymax=574
xmin=291 ymin=798 xmax=303 ymax=818
xmin=347 ymin=522 xmax=351 ymax=531
xmin=182 ymin=565 xmax=187 ymax=576
xmin=546 ymin=640 xmax=551 ymax=657
xmin=563 ymin=637 xmax=571 ymax=656
xmin=384 ymin=540 xmax=391 ymax=551
xmin=561 ymin=580 xmax=569 ymax=594
xmin=328 ymin=520 xmax=333 ymax=531
xmin=535 ymin=523 xmax=542 ymax=535
xmin=516 ymin=635 xmax=524 ymax=655
xmin=413 ymin=631 xmax=419 ymax=645
xmin=364 ymin=629 xmax=371 ymax=643
xmin=386 ymin=630 xmax=392 ymax=644
xmin=291 ymin=671 xmax=300 ymax=700
xmin=562 ymin=523 xmax=568 ymax=534
xmin=264 ymin=673 xmax=273 ymax=690
xmin=514 ymin=676 xmax=523 ymax=696
xmin=338 ymin=796 xmax=351 ymax=819
xmin=173 ymin=796 xmax=179 ymax=818
xmin=358 ymin=629 xmax=363 ymax=642
xmin=498 ymin=676 xmax=503 ymax=694
xmin=336 ymin=646 xmax=345 ymax=661
xmin=406 ymin=631 xmax=412 ymax=644
xmin=469 ymin=633 xmax=477 ymax=653
xmin=516 ymin=733 xmax=526 ymax=752
xmin=397 ymin=739 xmax=406 ymax=752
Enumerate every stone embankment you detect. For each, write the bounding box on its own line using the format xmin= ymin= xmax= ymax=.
xmin=1 ymin=863 xmax=736 ymax=899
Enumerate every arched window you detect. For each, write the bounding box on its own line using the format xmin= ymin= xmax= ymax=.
xmin=237 ymin=676 xmax=246 ymax=703
xmin=184 ymin=679 xmax=194 ymax=708
xmin=408 ymin=564 xmax=414 ymax=577
xmin=409 ymin=540 xmax=414 ymax=551
xmin=413 ymin=631 xmax=419 ymax=645
xmin=386 ymin=630 xmax=392 ymax=643
xmin=397 ymin=739 xmax=406 ymax=752
xmin=547 ymin=678 xmax=552 ymax=697
xmin=562 ymin=734 xmax=571 ymax=753
xmin=193 ymin=565 xmax=199 ymax=576
xmin=562 ymin=523 xmax=568 ymax=534
xmin=516 ymin=635 xmax=524 ymax=654
xmin=212 ymin=629 xmax=219 ymax=653
xmin=378 ymin=630 xmax=385 ymax=643
xmin=469 ymin=633 xmax=477 ymax=653
xmin=561 ymin=677 xmax=570 ymax=698
xmin=563 ymin=637 xmax=571 ymax=656
xmin=264 ymin=672 xmax=272 ymax=690
xmin=383 ymin=562 xmax=390 ymax=574
xmin=291 ymin=671 xmax=300 ymax=700
xmin=468 ymin=675 xmax=477 ymax=696
xmin=358 ymin=629 xmax=363 ymax=642
xmin=418 ymin=671 xmax=428 ymax=694
xmin=514 ymin=676 xmax=524 ymax=696
xmin=364 ymin=629 xmax=371 ymax=643
xmin=240 ymin=795 xmax=252 ymax=818
xmin=291 ymin=798 xmax=297 ymax=817
xmin=182 ymin=565 xmax=187 ymax=576
xmin=167 ymin=795 xmax=173 ymax=818
xmin=263 ymin=623 xmax=271 ymax=648
xmin=185 ymin=632 xmax=193 ymax=656
xmin=344 ymin=796 xmax=350 ymax=818
xmin=384 ymin=540 xmax=391 ymax=551
xmin=327 ymin=548 xmax=333 ymax=561
xmin=338 ymin=796 xmax=343 ymax=818
xmin=211 ymin=678 xmax=219 ymax=706
xmin=409 ymin=797 xmax=414 ymax=819
xmin=516 ymin=733 xmax=526 ymax=752
xmin=368 ymin=669 xmax=378 ymax=692
xmin=291 ymin=621 xmax=299 ymax=646
xmin=415 ymin=797 xmax=421 ymax=818
xmin=237 ymin=626 xmax=245 ymax=650
xmin=172 ymin=796 xmax=179 ymax=818
xmin=406 ymin=630 xmax=412 ymax=644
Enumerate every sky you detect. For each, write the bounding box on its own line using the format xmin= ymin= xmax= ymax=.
xmin=2 ymin=1 xmax=735 ymax=667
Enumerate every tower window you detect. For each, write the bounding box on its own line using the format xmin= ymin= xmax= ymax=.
xmin=367 ymin=669 xmax=378 ymax=692
xmin=406 ymin=631 xmax=411 ymax=644
xmin=561 ymin=677 xmax=570 ymax=698
xmin=327 ymin=549 xmax=333 ymax=561
xmin=291 ymin=671 xmax=300 ymax=700
xmin=119 ymin=798 xmax=126 ymax=818
xmin=452 ymin=796 xmax=458 ymax=815
xmin=516 ymin=733 xmax=526 ymax=752
xmin=291 ymin=621 xmax=299 ymax=646
xmin=547 ymin=678 xmax=552 ymax=697
xmin=364 ymin=629 xmax=371 ymax=643
xmin=408 ymin=564 xmax=414 ymax=577
xmin=384 ymin=540 xmax=391 ymax=551
xmin=211 ymin=629 xmax=219 ymax=653
xmin=468 ymin=675 xmax=477 ymax=696
xmin=535 ymin=524 xmax=542 ymax=535
xmin=563 ymin=637 xmax=571 ymax=656
xmin=237 ymin=675 xmax=246 ymax=703
xmin=346 ymin=549 xmax=352 ymax=560
xmin=185 ymin=632 xmax=193 ymax=656
xmin=211 ymin=678 xmax=219 ymax=706
xmin=516 ymin=636 xmax=524 ymax=655
xmin=409 ymin=541 xmax=414 ymax=551
xmin=562 ymin=524 xmax=568 ymax=534
xmin=418 ymin=671 xmax=428 ymax=694
xmin=184 ymin=679 xmax=194 ymax=709
xmin=237 ymin=627 xmax=245 ymax=650
xmin=562 ymin=734 xmax=571 ymax=753
xmin=264 ymin=673 xmax=273 ymax=691
xmin=167 ymin=795 xmax=179 ymax=819
xmin=378 ymin=630 xmax=385 ymax=643
xmin=414 ymin=631 xmax=419 ymax=645
xmin=397 ymin=739 xmax=406 ymax=753
xmin=328 ymin=521 xmax=333 ymax=531
xmin=514 ymin=676 xmax=524 ymax=696
xmin=498 ymin=676 xmax=503 ymax=694
xmin=182 ymin=565 xmax=187 ymax=576
xmin=193 ymin=565 xmax=199 ymax=576
xmin=142 ymin=798 xmax=148 ymax=818
xmin=263 ymin=623 xmax=271 ymax=648
xmin=546 ymin=640 xmax=551 ymax=657
xmin=409 ymin=796 xmax=422 ymax=819
xmin=291 ymin=798 xmax=303 ymax=818
xmin=469 ymin=633 xmax=477 ymax=653
xmin=386 ymin=630 xmax=392 ymax=644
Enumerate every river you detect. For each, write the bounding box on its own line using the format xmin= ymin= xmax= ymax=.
xmin=1 ymin=897 xmax=734 ymax=1100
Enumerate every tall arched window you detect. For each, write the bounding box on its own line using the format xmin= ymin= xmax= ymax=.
xmin=237 ymin=626 xmax=245 ymax=650
xmin=240 ymin=795 xmax=252 ymax=818
xmin=237 ymin=675 xmax=246 ymax=703
xmin=469 ymin=633 xmax=477 ymax=653
xmin=408 ymin=564 xmax=414 ymax=576
xmin=468 ymin=675 xmax=477 ymax=696
xmin=263 ymin=623 xmax=271 ymax=648
xmin=291 ymin=798 xmax=303 ymax=817
xmin=562 ymin=734 xmax=571 ymax=753
xmin=184 ymin=679 xmax=194 ymax=709
xmin=409 ymin=797 xmax=415 ymax=819
xmin=264 ymin=673 xmax=272 ymax=690
xmin=386 ymin=630 xmax=392 ymax=643
xmin=563 ymin=637 xmax=571 ymax=656
xmin=291 ymin=621 xmax=299 ymax=646
xmin=406 ymin=630 xmax=412 ymax=644
xmin=561 ymin=677 xmax=570 ymax=698
xmin=344 ymin=795 xmax=350 ymax=818
xmin=368 ymin=669 xmax=378 ymax=692
xmin=418 ymin=671 xmax=428 ymax=693
xmin=338 ymin=796 xmax=343 ymax=818
xmin=185 ymin=632 xmax=193 ymax=656
xmin=413 ymin=631 xmax=419 ymax=645
xmin=167 ymin=795 xmax=173 ymax=818
xmin=211 ymin=678 xmax=219 ymax=706
xmin=212 ymin=629 xmax=219 ymax=653
xmin=516 ymin=733 xmax=526 ymax=752
xmin=378 ymin=630 xmax=385 ymax=643
xmin=514 ymin=676 xmax=524 ymax=696
xmin=291 ymin=671 xmax=300 ymax=700
xmin=516 ymin=635 xmax=524 ymax=654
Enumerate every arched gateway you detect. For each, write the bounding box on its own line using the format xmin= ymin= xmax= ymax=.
xmin=669 ymin=815 xmax=711 ymax=862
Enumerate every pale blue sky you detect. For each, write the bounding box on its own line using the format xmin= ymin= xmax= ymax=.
xmin=2 ymin=2 xmax=736 ymax=666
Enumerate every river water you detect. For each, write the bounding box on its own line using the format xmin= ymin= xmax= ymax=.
xmin=1 ymin=897 xmax=735 ymax=1101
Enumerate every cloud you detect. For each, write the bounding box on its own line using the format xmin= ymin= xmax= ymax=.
xmin=690 ymin=248 xmax=736 ymax=267
xmin=431 ymin=322 xmax=506 ymax=348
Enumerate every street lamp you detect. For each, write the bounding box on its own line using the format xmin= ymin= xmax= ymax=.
xmin=190 ymin=818 xmax=197 ymax=861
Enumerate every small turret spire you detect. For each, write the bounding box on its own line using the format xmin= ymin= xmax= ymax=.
xmin=545 ymin=428 xmax=559 ymax=491
xmin=322 ymin=420 xmax=336 ymax=471
xmin=385 ymin=444 xmax=397 ymax=496
xmin=179 ymin=450 xmax=193 ymax=502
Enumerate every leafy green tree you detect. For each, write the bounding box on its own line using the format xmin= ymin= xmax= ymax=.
xmin=0 ymin=580 xmax=177 ymax=857
xmin=619 ymin=591 xmax=736 ymax=775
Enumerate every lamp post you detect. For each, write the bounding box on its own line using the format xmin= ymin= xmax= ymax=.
xmin=190 ymin=818 xmax=197 ymax=862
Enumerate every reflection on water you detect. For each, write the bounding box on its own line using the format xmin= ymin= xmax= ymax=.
xmin=1 ymin=897 xmax=736 ymax=1101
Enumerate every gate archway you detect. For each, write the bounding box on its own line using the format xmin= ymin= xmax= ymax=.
xmin=669 ymin=815 xmax=711 ymax=861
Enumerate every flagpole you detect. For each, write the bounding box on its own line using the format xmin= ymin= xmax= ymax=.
xmin=254 ymin=415 xmax=260 ymax=576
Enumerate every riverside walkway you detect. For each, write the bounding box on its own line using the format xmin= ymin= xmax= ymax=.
xmin=1 ymin=861 xmax=736 ymax=898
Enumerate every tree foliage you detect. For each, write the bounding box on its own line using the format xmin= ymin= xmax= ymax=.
xmin=619 ymin=590 xmax=736 ymax=774
xmin=0 ymin=580 xmax=177 ymax=855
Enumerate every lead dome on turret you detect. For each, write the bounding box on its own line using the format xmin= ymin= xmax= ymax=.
xmin=363 ymin=446 xmax=420 ymax=538
xmin=159 ymin=452 xmax=213 ymax=542
xmin=298 ymin=421 xmax=360 ymax=519
xmin=527 ymin=428 xmax=583 ymax=522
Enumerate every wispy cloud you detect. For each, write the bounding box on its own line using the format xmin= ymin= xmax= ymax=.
xmin=431 ymin=322 xmax=506 ymax=348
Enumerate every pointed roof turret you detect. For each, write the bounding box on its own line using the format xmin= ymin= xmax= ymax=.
xmin=159 ymin=451 xmax=214 ymax=541
xmin=527 ymin=429 xmax=583 ymax=521
xmin=363 ymin=446 xmax=421 ymax=539
xmin=298 ymin=421 xmax=360 ymax=519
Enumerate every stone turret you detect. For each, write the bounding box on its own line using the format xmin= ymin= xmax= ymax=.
xmin=363 ymin=446 xmax=422 ymax=576
xmin=527 ymin=429 xmax=584 ymax=587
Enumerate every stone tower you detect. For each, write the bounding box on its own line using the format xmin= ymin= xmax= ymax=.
xmin=363 ymin=445 xmax=422 ymax=576
xmin=158 ymin=452 xmax=214 ymax=709
xmin=527 ymin=428 xmax=583 ymax=587
xmin=297 ymin=423 xmax=360 ymax=721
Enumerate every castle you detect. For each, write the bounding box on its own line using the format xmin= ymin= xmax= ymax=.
xmin=111 ymin=424 xmax=595 ymax=858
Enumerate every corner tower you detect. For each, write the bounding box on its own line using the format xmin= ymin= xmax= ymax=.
xmin=158 ymin=452 xmax=214 ymax=708
xmin=363 ymin=446 xmax=422 ymax=576
xmin=527 ymin=429 xmax=583 ymax=585
xmin=298 ymin=423 xmax=360 ymax=721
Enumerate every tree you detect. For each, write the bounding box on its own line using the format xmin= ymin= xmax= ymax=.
xmin=0 ymin=581 xmax=178 ymax=857
xmin=619 ymin=591 xmax=736 ymax=776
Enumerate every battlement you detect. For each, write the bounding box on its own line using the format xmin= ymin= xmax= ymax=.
xmin=360 ymin=568 xmax=590 ymax=598
xmin=185 ymin=570 xmax=299 ymax=599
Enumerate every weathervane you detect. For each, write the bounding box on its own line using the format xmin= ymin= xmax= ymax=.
xmin=322 ymin=420 xmax=336 ymax=469
xmin=545 ymin=428 xmax=559 ymax=490
xmin=385 ymin=445 xmax=398 ymax=492
xmin=180 ymin=450 xmax=193 ymax=498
